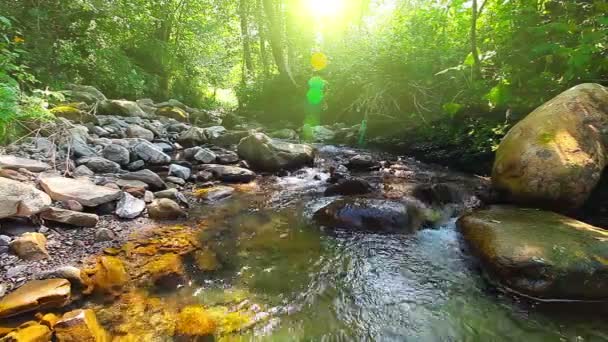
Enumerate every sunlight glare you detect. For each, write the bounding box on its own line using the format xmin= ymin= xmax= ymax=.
xmin=306 ymin=0 xmax=346 ymax=18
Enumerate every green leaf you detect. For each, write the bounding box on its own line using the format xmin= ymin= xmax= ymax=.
xmin=442 ymin=102 xmax=463 ymax=117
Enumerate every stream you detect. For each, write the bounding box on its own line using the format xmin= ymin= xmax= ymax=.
xmin=95 ymin=145 xmax=608 ymax=341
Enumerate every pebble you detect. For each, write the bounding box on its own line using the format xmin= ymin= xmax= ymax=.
xmin=0 ymin=283 xmax=6 ymax=297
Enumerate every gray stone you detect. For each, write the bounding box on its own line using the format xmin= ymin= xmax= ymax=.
xmin=120 ymin=169 xmax=166 ymax=190
xmin=0 ymin=178 xmax=52 ymax=219
xmin=99 ymin=99 xmax=149 ymax=118
xmin=102 ymin=144 xmax=130 ymax=166
xmin=40 ymin=207 xmax=99 ymax=227
xmin=237 ymin=133 xmax=316 ymax=172
xmin=194 ymin=148 xmax=217 ymax=164
xmin=127 ymin=125 xmax=154 ymax=141
xmin=177 ymin=127 xmax=207 ymax=147
xmin=115 ymin=192 xmax=145 ymax=219
xmin=166 ymin=176 xmax=186 ymax=186
xmin=0 ymin=156 xmax=50 ymax=172
xmin=73 ymin=165 xmax=94 ymax=178
xmin=76 ymin=157 xmax=121 ymax=174
xmin=132 ymin=141 xmax=171 ymax=165
xmin=200 ymin=164 xmax=256 ymax=183
xmin=143 ymin=191 xmax=155 ymax=203
xmin=0 ymin=235 xmax=11 ymax=246
xmin=38 ymin=266 xmax=84 ymax=289
xmin=39 ymin=174 xmax=121 ymax=207
xmin=127 ymin=160 xmax=145 ymax=171
xmin=216 ymin=151 xmax=239 ymax=164
xmin=154 ymin=188 xmax=179 ymax=200
xmin=168 ymin=164 xmax=191 ymax=180
xmin=95 ymin=228 xmax=116 ymax=241
xmin=154 ymin=142 xmax=174 ymax=153
xmin=116 ymin=179 xmax=148 ymax=189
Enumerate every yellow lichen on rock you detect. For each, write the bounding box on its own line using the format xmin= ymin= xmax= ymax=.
xmin=0 ymin=322 xmax=52 ymax=342
xmin=205 ymin=306 xmax=254 ymax=334
xmin=35 ymin=312 xmax=61 ymax=329
xmin=175 ymin=305 xmax=217 ymax=337
xmin=82 ymin=256 xmax=128 ymax=298
xmin=156 ymin=107 xmax=189 ymax=123
xmin=54 ymin=309 xmax=109 ymax=342
xmin=143 ymin=253 xmax=186 ymax=289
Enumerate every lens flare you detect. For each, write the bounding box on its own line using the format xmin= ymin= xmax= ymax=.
xmin=305 ymin=0 xmax=346 ymax=18
xmin=311 ymin=52 xmax=328 ymax=71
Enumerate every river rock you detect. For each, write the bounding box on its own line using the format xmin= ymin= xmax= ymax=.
xmin=168 ymin=164 xmax=191 ymax=180
xmin=132 ymin=141 xmax=171 ymax=165
xmin=95 ymin=228 xmax=116 ymax=242
xmin=177 ymin=127 xmax=207 ymax=147
xmin=204 ymin=126 xmax=227 ymax=140
xmin=127 ymin=124 xmax=155 ymax=141
xmin=157 ymin=106 xmax=189 ymax=122
xmin=0 ymin=178 xmax=52 ymax=219
xmin=0 ymin=155 xmax=50 ymax=172
xmin=76 ymin=156 xmax=121 ymax=174
xmin=144 ymin=253 xmax=186 ymax=289
xmin=1 ymin=322 xmax=52 ymax=341
xmin=216 ymin=150 xmax=239 ymax=164
xmin=313 ymin=198 xmax=425 ymax=232
xmin=65 ymin=84 xmax=106 ymax=104
xmin=39 ymin=174 xmax=122 ymax=207
xmin=195 ymin=185 xmax=234 ymax=202
xmin=73 ymin=165 xmax=94 ymax=178
xmin=102 ymin=144 xmax=130 ymax=166
xmin=324 ymin=178 xmax=373 ymax=196
xmin=99 ymin=99 xmax=149 ymax=118
xmin=38 ymin=266 xmax=84 ymax=290
xmin=270 ymin=128 xmax=298 ymax=140
xmin=120 ymin=169 xmax=166 ymax=190
xmin=54 ymin=309 xmax=109 ymax=342
xmin=347 ymin=154 xmax=375 ymax=169
xmin=193 ymin=148 xmax=217 ymax=164
xmin=148 ymin=199 xmax=186 ymax=220
xmin=200 ymin=164 xmax=256 ymax=183
xmin=116 ymin=179 xmax=148 ymax=189
xmin=0 ymin=279 xmax=71 ymax=318
xmin=458 ymin=205 xmax=608 ymax=301
xmin=126 ymin=160 xmax=145 ymax=171
xmin=115 ymin=192 xmax=145 ymax=219
xmin=492 ymin=83 xmax=608 ymax=211
xmin=40 ymin=207 xmax=99 ymax=227
xmin=237 ymin=132 xmax=315 ymax=171
xmin=9 ymin=232 xmax=48 ymax=260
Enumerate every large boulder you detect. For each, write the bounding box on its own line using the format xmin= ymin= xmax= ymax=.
xmin=237 ymin=133 xmax=316 ymax=171
xmin=458 ymin=205 xmax=608 ymax=301
xmin=0 ymin=178 xmax=52 ymax=219
xmin=313 ymin=198 xmax=425 ymax=232
xmin=0 ymin=279 xmax=71 ymax=318
xmin=0 ymin=155 xmax=50 ymax=172
xmin=99 ymin=99 xmax=149 ymax=118
xmin=39 ymin=174 xmax=121 ymax=207
xmin=64 ymin=84 xmax=106 ymax=104
xmin=492 ymin=83 xmax=608 ymax=211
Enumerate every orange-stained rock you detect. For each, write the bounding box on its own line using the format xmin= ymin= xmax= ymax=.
xmin=82 ymin=256 xmax=128 ymax=298
xmin=174 ymin=306 xmax=216 ymax=337
xmin=0 ymin=279 xmax=71 ymax=318
xmin=54 ymin=309 xmax=109 ymax=342
xmin=143 ymin=253 xmax=185 ymax=289
xmin=0 ymin=322 xmax=52 ymax=342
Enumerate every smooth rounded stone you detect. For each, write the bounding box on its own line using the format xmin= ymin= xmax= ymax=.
xmin=347 ymin=154 xmax=375 ymax=169
xmin=38 ymin=266 xmax=84 ymax=290
xmin=65 ymin=84 xmax=106 ymax=103
xmin=313 ymin=198 xmax=425 ymax=232
xmin=99 ymin=99 xmax=149 ymax=118
xmin=0 ymin=177 xmax=52 ymax=219
xmin=0 ymin=155 xmax=50 ymax=172
xmin=216 ymin=150 xmax=239 ymax=164
xmin=168 ymin=164 xmax=191 ymax=180
xmin=1 ymin=321 xmax=52 ymax=341
xmin=73 ymin=165 xmax=94 ymax=178
xmin=193 ymin=148 xmax=217 ymax=164
xmin=0 ymin=279 xmax=71 ymax=318
xmin=493 ymin=83 xmax=608 ymax=211
xmin=458 ymin=205 xmax=608 ymax=301
xmin=54 ymin=309 xmax=109 ymax=341
xmin=0 ymin=235 xmax=10 ymax=246
xmin=200 ymin=164 xmax=256 ymax=183
xmin=127 ymin=124 xmax=155 ymax=141
xmin=126 ymin=160 xmax=145 ymax=171
xmin=324 ymin=178 xmax=373 ymax=196
xmin=196 ymin=185 xmax=234 ymax=202
xmin=270 ymin=128 xmax=298 ymax=140
xmin=92 ymin=126 xmax=110 ymax=136
xmin=115 ymin=192 xmax=146 ymax=219
xmin=237 ymin=132 xmax=316 ymax=172
xmin=196 ymin=170 xmax=214 ymax=182
xmin=62 ymin=200 xmax=84 ymax=212
xmin=124 ymin=186 xmax=146 ymax=198
xmin=94 ymin=228 xmax=116 ymax=242
xmin=166 ymin=176 xmax=186 ymax=186
xmin=102 ymin=144 xmax=130 ymax=166
xmin=154 ymin=188 xmax=179 ymax=200
xmin=116 ymin=179 xmax=148 ymax=189
xmin=167 ymin=122 xmax=190 ymax=133
xmin=120 ymin=169 xmax=166 ymax=191
xmin=40 ymin=207 xmax=99 ymax=227
xmin=177 ymin=127 xmax=208 ymax=147
xmin=39 ymin=174 xmax=122 ymax=207
xmin=9 ymin=232 xmax=48 ymax=261
xmin=147 ymin=199 xmax=186 ymax=220
xmin=132 ymin=141 xmax=171 ymax=165
xmin=144 ymin=191 xmax=155 ymax=203
xmin=75 ymin=156 xmax=121 ymax=174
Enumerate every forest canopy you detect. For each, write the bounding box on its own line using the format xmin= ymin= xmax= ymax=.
xmin=1 ymin=0 xmax=607 ymax=152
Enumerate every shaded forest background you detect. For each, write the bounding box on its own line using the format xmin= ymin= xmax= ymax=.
xmin=1 ymin=0 xmax=607 ymax=169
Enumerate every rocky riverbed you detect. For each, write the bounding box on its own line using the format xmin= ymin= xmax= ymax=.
xmin=2 ymin=84 xmax=608 ymax=340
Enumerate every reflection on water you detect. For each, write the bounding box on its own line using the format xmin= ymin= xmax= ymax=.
xmin=184 ymin=189 xmax=608 ymax=342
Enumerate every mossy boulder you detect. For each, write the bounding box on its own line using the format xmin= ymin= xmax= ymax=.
xmin=492 ymin=83 xmax=608 ymax=211
xmin=156 ymin=106 xmax=189 ymax=123
xmin=458 ymin=205 xmax=608 ymax=301
xmin=50 ymin=106 xmax=94 ymax=123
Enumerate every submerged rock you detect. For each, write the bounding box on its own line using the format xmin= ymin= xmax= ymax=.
xmin=0 ymin=177 xmax=52 ymax=219
xmin=492 ymin=83 xmax=608 ymax=211
xmin=143 ymin=253 xmax=186 ymax=289
xmin=324 ymin=178 xmax=373 ymax=196
xmin=82 ymin=256 xmax=128 ymax=298
xmin=1 ymin=322 xmax=52 ymax=341
xmin=174 ymin=305 xmax=216 ymax=338
xmin=39 ymin=174 xmax=121 ymax=207
xmin=40 ymin=207 xmax=99 ymax=227
xmin=237 ymin=132 xmax=316 ymax=171
xmin=54 ymin=309 xmax=110 ymax=342
xmin=0 ymin=279 xmax=71 ymax=318
xmin=194 ymin=185 xmax=235 ymax=202
xmin=458 ymin=205 xmax=608 ymax=301
xmin=313 ymin=198 xmax=425 ymax=232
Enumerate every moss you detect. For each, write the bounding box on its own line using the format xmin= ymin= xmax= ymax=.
xmin=175 ymin=306 xmax=217 ymax=337
xmin=537 ymin=131 xmax=555 ymax=145
xmin=156 ymin=106 xmax=189 ymax=123
xmin=205 ymin=307 xmax=254 ymax=334
xmin=193 ymin=248 xmax=220 ymax=272
xmin=143 ymin=253 xmax=186 ymax=289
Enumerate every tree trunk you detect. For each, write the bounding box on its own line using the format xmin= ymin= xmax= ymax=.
xmin=256 ymin=0 xmax=269 ymax=79
xmin=239 ymin=0 xmax=254 ymax=83
xmin=262 ymin=0 xmax=288 ymax=76
xmin=471 ymin=0 xmax=482 ymax=80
